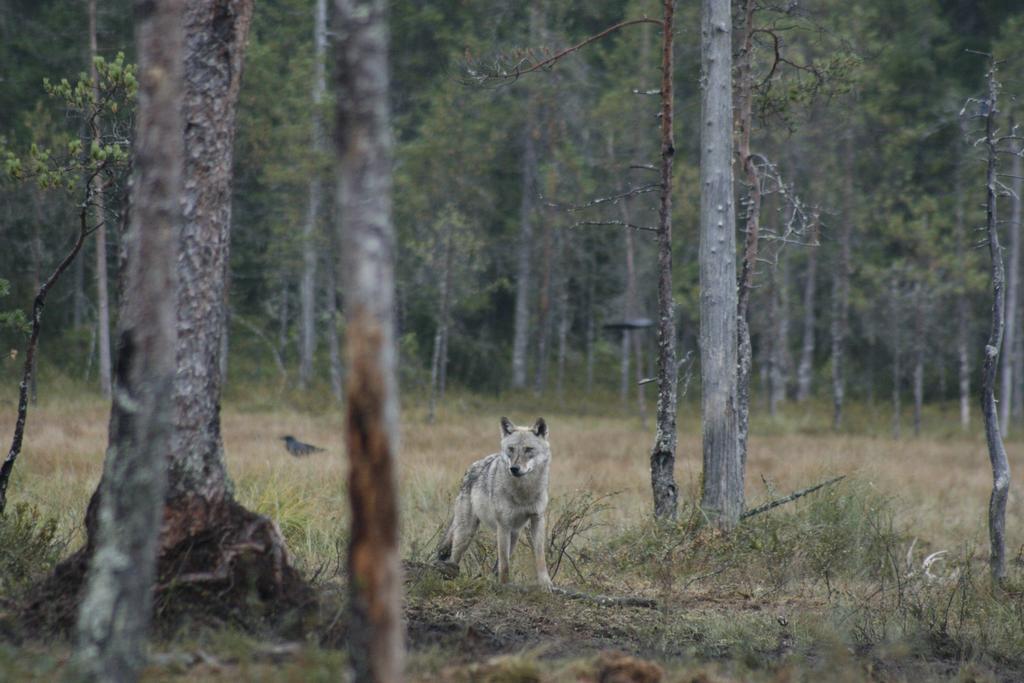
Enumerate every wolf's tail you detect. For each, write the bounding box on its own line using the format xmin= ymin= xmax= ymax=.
xmin=436 ymin=520 xmax=454 ymax=561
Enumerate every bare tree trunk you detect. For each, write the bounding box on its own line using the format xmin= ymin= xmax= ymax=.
xmin=698 ymin=0 xmax=740 ymax=528
xmin=278 ymin=284 xmax=290 ymax=365
xmin=427 ymin=218 xmax=454 ymax=423
xmin=1013 ymin=131 xmax=1024 ymax=424
xmin=796 ymin=210 xmax=820 ymax=402
xmin=980 ymin=63 xmax=1010 ymax=583
xmin=831 ymin=137 xmax=854 ymax=431
xmin=555 ymin=233 xmax=570 ymax=399
xmin=1002 ymin=113 xmax=1022 ymax=433
xmin=913 ymin=284 xmax=925 ymax=437
xmin=619 ymin=184 xmax=637 ymax=407
xmin=534 ymin=220 xmax=552 ymax=395
xmin=770 ymin=255 xmax=790 ymax=416
xmin=73 ymin=2 xmax=183 ymax=676
xmin=890 ymin=278 xmax=902 ymax=439
xmin=326 ymin=254 xmax=343 ymax=404
xmin=335 ymin=0 xmax=404 ymax=677
xmin=299 ymin=0 xmax=328 ymax=390
xmin=650 ymin=0 xmax=678 ymax=520
xmin=734 ymin=0 xmax=759 ymax=471
xmin=511 ymin=6 xmax=541 ymax=391
xmin=89 ymin=0 xmax=113 ymax=400
xmin=73 ymin=243 xmax=86 ymax=329
xmin=585 ymin=253 xmax=595 ymax=393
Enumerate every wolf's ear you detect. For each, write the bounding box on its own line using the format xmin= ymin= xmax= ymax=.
xmin=500 ymin=416 xmax=516 ymax=437
xmin=532 ymin=417 xmax=548 ymax=440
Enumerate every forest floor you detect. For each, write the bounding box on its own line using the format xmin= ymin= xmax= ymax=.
xmin=1 ymin=387 xmax=1023 ymax=681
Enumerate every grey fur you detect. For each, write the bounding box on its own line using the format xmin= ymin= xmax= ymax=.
xmin=437 ymin=417 xmax=553 ymax=590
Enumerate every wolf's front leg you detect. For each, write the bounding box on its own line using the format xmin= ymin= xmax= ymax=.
xmin=496 ymin=522 xmax=512 ymax=583
xmin=529 ymin=514 xmax=553 ymax=590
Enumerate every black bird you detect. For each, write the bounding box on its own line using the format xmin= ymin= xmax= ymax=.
xmin=280 ymin=435 xmax=325 ymax=457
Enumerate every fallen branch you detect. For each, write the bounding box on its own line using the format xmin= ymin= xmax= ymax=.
xmin=740 ymin=475 xmax=846 ymax=520
xmin=551 ymin=586 xmax=658 ymax=609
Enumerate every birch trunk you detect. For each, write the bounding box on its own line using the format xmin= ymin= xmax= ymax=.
xmin=1001 ymin=114 xmax=1022 ymax=433
xmin=980 ymin=64 xmax=1010 ymax=583
xmin=698 ymin=0 xmax=741 ymax=528
xmin=335 ymin=0 xmax=404 ymax=678
xmin=74 ymin=2 xmax=183 ymax=677
xmin=325 ymin=251 xmax=343 ymax=403
xmin=299 ymin=0 xmax=328 ymax=390
xmin=796 ymin=210 xmax=820 ymax=402
xmin=89 ymin=0 xmax=113 ymax=400
xmin=650 ymin=0 xmax=679 ymax=520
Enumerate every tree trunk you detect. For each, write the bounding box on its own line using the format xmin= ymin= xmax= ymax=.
xmin=299 ymin=0 xmax=328 ymax=390
xmin=698 ymin=0 xmax=740 ymax=528
xmin=510 ymin=5 xmax=541 ymax=391
xmin=913 ymin=284 xmax=925 ymax=437
xmin=890 ymin=278 xmax=902 ymax=439
xmin=734 ymin=0 xmax=759 ymax=472
xmin=770 ymin=255 xmax=790 ymax=416
xmin=1013 ymin=132 xmax=1024 ymax=423
xmin=831 ymin=137 xmax=854 ymax=431
xmin=956 ymin=118 xmax=971 ymax=431
xmin=796 ymin=210 xmax=820 ymax=402
xmin=533 ymin=220 xmax=552 ymax=395
xmin=325 ymin=253 xmax=344 ymax=404
xmin=650 ymin=0 xmax=679 ymax=521
xmin=980 ymin=63 xmax=1010 ymax=583
xmin=585 ymin=253 xmax=595 ymax=393
xmin=278 ymin=284 xmax=290 ymax=366
xmin=427 ymin=218 xmax=454 ymax=423
xmin=89 ymin=0 xmax=113 ymax=400
xmin=335 ymin=0 xmax=404 ymax=678
xmin=1002 ymin=113 xmax=1022 ymax=433
xmin=555 ymin=232 xmax=570 ymax=399
xmin=73 ymin=2 xmax=183 ymax=676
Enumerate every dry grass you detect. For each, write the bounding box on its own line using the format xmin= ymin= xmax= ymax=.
xmin=2 ymin=389 xmax=1023 ymax=680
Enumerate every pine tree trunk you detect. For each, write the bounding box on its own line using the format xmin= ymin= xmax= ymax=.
xmin=299 ymin=0 xmax=328 ymax=390
xmin=890 ymin=278 xmax=902 ymax=439
xmin=913 ymin=284 xmax=925 ymax=437
xmin=585 ymin=254 xmax=595 ymax=393
xmin=427 ymin=219 xmax=454 ymax=423
xmin=325 ymin=251 xmax=344 ymax=404
xmin=980 ymin=64 xmax=1010 ymax=583
xmin=956 ymin=119 xmax=971 ymax=431
xmin=73 ymin=2 xmax=183 ymax=676
xmin=555 ymin=232 xmax=570 ymax=399
xmin=698 ymin=0 xmax=740 ymax=528
xmin=770 ymin=256 xmax=790 ymax=416
xmin=534 ymin=220 xmax=553 ymax=395
xmin=796 ymin=211 xmax=819 ymax=402
xmin=1013 ymin=135 xmax=1024 ymax=423
xmin=650 ymin=0 xmax=679 ymax=520
xmin=89 ymin=0 xmax=113 ymax=400
xmin=335 ymin=0 xmax=405 ymax=677
xmin=510 ymin=5 xmax=541 ymax=391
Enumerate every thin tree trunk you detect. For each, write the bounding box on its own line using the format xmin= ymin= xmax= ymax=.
xmin=555 ymin=233 xmax=570 ymax=399
xmin=89 ymin=0 xmax=112 ymax=400
xmin=734 ymin=0 xmax=759 ymax=471
xmin=698 ymin=0 xmax=740 ymax=528
xmin=278 ymin=285 xmax=290 ymax=365
xmin=299 ymin=0 xmax=328 ymax=390
xmin=796 ymin=210 xmax=819 ymax=402
xmin=770 ymin=255 xmax=790 ymax=416
xmin=585 ymin=253 xmax=595 ymax=393
xmin=980 ymin=62 xmax=1010 ymax=583
xmin=335 ymin=0 xmax=404 ymax=677
xmin=427 ymin=219 xmax=454 ymax=423
xmin=890 ymin=277 xmax=902 ymax=439
xmin=913 ymin=284 xmax=925 ymax=437
xmin=1013 ymin=135 xmax=1024 ymax=423
xmin=650 ymin=0 xmax=679 ymax=521
xmin=832 ymin=137 xmax=854 ymax=431
xmin=956 ymin=118 xmax=971 ymax=431
xmin=510 ymin=5 xmax=541 ymax=391
xmin=326 ymin=253 xmax=344 ymax=404
xmin=534 ymin=220 xmax=553 ymax=395
xmin=74 ymin=1 xmax=183 ymax=675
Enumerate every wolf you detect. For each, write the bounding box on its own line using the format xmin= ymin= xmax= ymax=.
xmin=436 ymin=416 xmax=553 ymax=590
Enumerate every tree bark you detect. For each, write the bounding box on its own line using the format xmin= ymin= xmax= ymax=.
xmin=831 ymin=136 xmax=854 ymax=431
xmin=299 ymin=0 xmax=328 ymax=390
xmin=769 ymin=254 xmax=790 ymax=416
xmin=698 ymin=0 xmax=740 ymax=528
xmin=734 ymin=0 xmax=760 ymax=474
xmin=650 ymin=0 xmax=679 ymax=521
xmin=912 ymin=283 xmax=925 ymax=437
xmin=1012 ymin=126 xmax=1024 ymax=423
xmin=335 ymin=0 xmax=404 ymax=678
xmin=1001 ymin=112 xmax=1022 ymax=433
xmin=73 ymin=2 xmax=183 ymax=677
xmin=890 ymin=277 xmax=902 ymax=439
xmin=956 ymin=118 xmax=971 ymax=431
xmin=533 ymin=220 xmax=553 ymax=395
xmin=427 ymin=218 xmax=454 ymax=423
xmin=326 ymin=252 xmax=344 ymax=404
xmin=89 ymin=0 xmax=113 ymax=400
xmin=980 ymin=63 xmax=1010 ymax=583
xmin=555 ymin=232 xmax=570 ymax=399
xmin=796 ymin=210 xmax=820 ymax=402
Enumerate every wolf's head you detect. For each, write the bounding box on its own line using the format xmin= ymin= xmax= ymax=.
xmin=499 ymin=417 xmax=550 ymax=478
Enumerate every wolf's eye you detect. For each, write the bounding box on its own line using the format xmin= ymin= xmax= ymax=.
xmin=506 ymin=447 xmax=514 ymax=456
xmin=525 ymin=447 xmax=534 ymax=457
